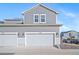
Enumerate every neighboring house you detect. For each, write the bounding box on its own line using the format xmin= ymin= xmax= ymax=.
xmin=0 ymin=21 xmax=4 ymax=24
xmin=4 ymin=18 xmax=23 ymax=24
xmin=61 ymin=30 xmax=79 ymax=40
xmin=0 ymin=4 xmax=62 ymax=48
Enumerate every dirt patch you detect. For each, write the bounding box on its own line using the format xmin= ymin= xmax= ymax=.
xmin=60 ymin=43 xmax=79 ymax=49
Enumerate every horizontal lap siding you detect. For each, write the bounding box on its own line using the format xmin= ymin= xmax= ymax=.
xmin=24 ymin=5 xmax=56 ymax=24
xmin=0 ymin=27 xmax=59 ymax=33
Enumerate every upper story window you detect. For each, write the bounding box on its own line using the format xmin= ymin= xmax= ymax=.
xmin=40 ymin=14 xmax=46 ymax=23
xmin=33 ymin=14 xmax=46 ymax=23
xmin=34 ymin=14 xmax=39 ymax=23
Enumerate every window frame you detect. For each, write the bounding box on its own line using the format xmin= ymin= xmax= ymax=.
xmin=40 ymin=14 xmax=46 ymax=23
xmin=33 ymin=14 xmax=39 ymax=23
xmin=18 ymin=32 xmax=25 ymax=38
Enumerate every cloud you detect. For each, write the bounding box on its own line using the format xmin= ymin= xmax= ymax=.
xmin=58 ymin=9 xmax=79 ymax=32
xmin=57 ymin=20 xmax=71 ymax=32
xmin=60 ymin=25 xmax=71 ymax=32
xmin=59 ymin=9 xmax=77 ymax=18
xmin=64 ymin=13 xmax=76 ymax=18
xmin=57 ymin=19 xmax=63 ymax=24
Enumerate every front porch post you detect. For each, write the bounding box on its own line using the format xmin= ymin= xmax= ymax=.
xmin=58 ymin=33 xmax=61 ymax=48
xmin=25 ymin=32 xmax=27 ymax=48
xmin=17 ymin=38 xmax=18 ymax=48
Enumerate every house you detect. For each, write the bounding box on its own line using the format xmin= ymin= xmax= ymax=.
xmin=61 ymin=30 xmax=79 ymax=40
xmin=0 ymin=4 xmax=62 ymax=48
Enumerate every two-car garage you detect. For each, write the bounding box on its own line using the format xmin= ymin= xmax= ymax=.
xmin=0 ymin=32 xmax=56 ymax=48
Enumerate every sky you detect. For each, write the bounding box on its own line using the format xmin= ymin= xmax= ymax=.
xmin=0 ymin=3 xmax=79 ymax=32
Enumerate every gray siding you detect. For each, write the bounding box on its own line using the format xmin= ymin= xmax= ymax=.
xmin=0 ymin=27 xmax=59 ymax=33
xmin=23 ymin=5 xmax=57 ymax=24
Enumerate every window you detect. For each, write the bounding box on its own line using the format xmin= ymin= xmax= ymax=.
xmin=33 ymin=14 xmax=46 ymax=23
xmin=40 ymin=14 xmax=46 ymax=23
xmin=18 ymin=33 xmax=25 ymax=38
xmin=34 ymin=14 xmax=39 ymax=23
xmin=56 ymin=33 xmax=59 ymax=38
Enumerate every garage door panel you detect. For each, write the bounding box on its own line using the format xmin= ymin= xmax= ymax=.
xmin=0 ymin=34 xmax=17 ymax=47
xmin=26 ymin=34 xmax=53 ymax=47
xmin=27 ymin=35 xmax=41 ymax=46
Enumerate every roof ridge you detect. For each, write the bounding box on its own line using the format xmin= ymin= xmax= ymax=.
xmin=22 ymin=4 xmax=59 ymax=14
xmin=38 ymin=4 xmax=59 ymax=14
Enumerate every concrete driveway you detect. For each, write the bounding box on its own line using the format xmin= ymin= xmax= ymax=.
xmin=15 ymin=47 xmax=79 ymax=55
xmin=0 ymin=47 xmax=79 ymax=55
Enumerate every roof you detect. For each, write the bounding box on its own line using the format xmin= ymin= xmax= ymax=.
xmin=22 ymin=4 xmax=59 ymax=14
xmin=67 ymin=30 xmax=77 ymax=32
xmin=4 ymin=18 xmax=23 ymax=21
xmin=61 ymin=30 xmax=78 ymax=33
xmin=0 ymin=24 xmax=62 ymax=27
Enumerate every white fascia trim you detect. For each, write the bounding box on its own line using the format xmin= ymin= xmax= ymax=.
xmin=25 ymin=32 xmax=56 ymax=34
xmin=33 ymin=14 xmax=39 ymax=23
xmin=40 ymin=14 xmax=46 ymax=23
xmin=0 ymin=32 xmax=17 ymax=35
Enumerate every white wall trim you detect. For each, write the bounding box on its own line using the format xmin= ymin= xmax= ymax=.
xmin=25 ymin=33 xmax=27 ymax=48
xmin=17 ymin=38 xmax=18 ymax=48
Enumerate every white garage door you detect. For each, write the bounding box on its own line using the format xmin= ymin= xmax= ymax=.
xmin=0 ymin=32 xmax=17 ymax=47
xmin=25 ymin=32 xmax=54 ymax=47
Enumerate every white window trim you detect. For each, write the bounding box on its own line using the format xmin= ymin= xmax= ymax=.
xmin=40 ymin=14 xmax=46 ymax=23
xmin=33 ymin=14 xmax=39 ymax=23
